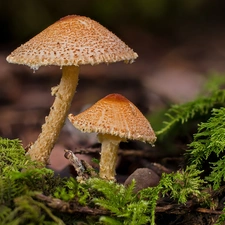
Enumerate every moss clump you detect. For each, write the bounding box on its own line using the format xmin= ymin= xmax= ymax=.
xmin=0 ymin=137 xmax=212 ymax=225
xmin=155 ymin=73 xmax=225 ymax=224
xmin=0 ymin=138 xmax=66 ymax=224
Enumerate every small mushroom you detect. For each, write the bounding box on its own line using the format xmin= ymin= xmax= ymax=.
xmin=68 ymin=93 xmax=156 ymax=180
xmin=6 ymin=15 xmax=138 ymax=164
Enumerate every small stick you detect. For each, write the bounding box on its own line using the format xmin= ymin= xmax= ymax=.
xmin=64 ymin=149 xmax=85 ymax=177
xmin=35 ymin=193 xmax=109 ymax=215
xmin=196 ymin=207 xmax=222 ymax=215
xmin=73 ymin=147 xmax=163 ymax=158
xmin=64 ymin=149 xmax=98 ymax=181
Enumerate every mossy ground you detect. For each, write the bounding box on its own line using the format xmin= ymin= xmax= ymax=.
xmin=2 ymin=74 xmax=225 ymax=224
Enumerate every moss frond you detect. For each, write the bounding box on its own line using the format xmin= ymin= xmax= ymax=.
xmin=207 ymin=156 xmax=225 ymax=190
xmin=139 ymin=165 xmax=208 ymax=224
xmin=160 ymin=165 xmax=207 ymax=203
xmin=2 ymin=193 xmax=65 ymax=225
xmin=0 ymin=138 xmax=29 ymax=171
xmin=156 ymin=89 xmax=225 ymax=136
xmin=139 ymin=184 xmax=161 ymax=225
xmin=53 ymin=177 xmax=90 ymax=205
xmin=215 ymin=206 xmax=225 ymax=225
xmin=188 ymin=107 xmax=225 ymax=189
xmin=89 ymin=178 xmax=150 ymax=225
xmin=0 ymin=205 xmax=11 ymax=222
xmin=0 ymin=137 xmax=65 ymax=224
xmin=54 ymin=177 xmax=78 ymax=202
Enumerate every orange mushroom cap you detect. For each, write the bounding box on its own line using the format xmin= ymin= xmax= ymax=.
xmin=6 ymin=15 xmax=138 ymax=70
xmin=68 ymin=93 xmax=156 ymax=144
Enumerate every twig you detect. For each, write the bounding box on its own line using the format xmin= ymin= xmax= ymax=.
xmin=64 ymin=149 xmax=98 ymax=181
xmin=35 ymin=193 xmax=109 ymax=215
xmin=73 ymin=147 xmax=161 ymax=158
xmin=64 ymin=149 xmax=85 ymax=177
xmin=196 ymin=207 xmax=222 ymax=215
xmin=73 ymin=147 xmax=100 ymax=154
xmin=156 ymin=200 xmax=223 ymax=215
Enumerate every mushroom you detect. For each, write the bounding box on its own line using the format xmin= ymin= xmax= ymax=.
xmin=68 ymin=93 xmax=156 ymax=180
xmin=6 ymin=15 xmax=138 ymax=164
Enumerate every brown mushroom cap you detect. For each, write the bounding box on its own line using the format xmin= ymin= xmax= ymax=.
xmin=68 ymin=93 xmax=156 ymax=144
xmin=6 ymin=15 xmax=138 ymax=70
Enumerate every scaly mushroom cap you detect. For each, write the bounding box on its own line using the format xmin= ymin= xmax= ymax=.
xmin=6 ymin=15 xmax=138 ymax=70
xmin=68 ymin=93 xmax=156 ymax=144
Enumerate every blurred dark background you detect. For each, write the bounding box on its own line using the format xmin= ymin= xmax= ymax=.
xmin=1 ymin=0 xmax=225 ymax=173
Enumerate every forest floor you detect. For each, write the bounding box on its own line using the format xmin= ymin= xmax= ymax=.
xmin=1 ymin=27 xmax=225 ymax=183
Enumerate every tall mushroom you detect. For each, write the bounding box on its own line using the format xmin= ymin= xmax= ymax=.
xmin=6 ymin=15 xmax=138 ymax=164
xmin=68 ymin=93 xmax=156 ymax=180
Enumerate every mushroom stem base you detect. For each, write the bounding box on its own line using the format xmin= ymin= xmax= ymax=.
xmin=27 ymin=65 xmax=79 ymax=164
xmin=98 ymin=133 xmax=124 ymax=181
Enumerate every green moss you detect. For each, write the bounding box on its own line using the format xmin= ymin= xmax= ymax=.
xmin=89 ymin=178 xmax=150 ymax=225
xmin=0 ymin=137 xmax=29 ymax=171
xmin=0 ymin=138 xmax=65 ymax=224
xmin=1 ymin=137 xmax=210 ymax=224
xmin=154 ymin=73 xmax=225 ymax=223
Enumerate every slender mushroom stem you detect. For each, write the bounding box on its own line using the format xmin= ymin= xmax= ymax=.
xmin=28 ymin=65 xmax=79 ymax=164
xmin=97 ymin=133 xmax=125 ymax=181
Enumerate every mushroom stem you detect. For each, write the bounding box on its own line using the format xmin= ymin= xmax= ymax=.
xmin=28 ymin=65 xmax=79 ymax=164
xmin=97 ymin=133 xmax=125 ymax=181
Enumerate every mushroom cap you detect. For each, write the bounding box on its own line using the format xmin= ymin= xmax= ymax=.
xmin=6 ymin=15 xmax=138 ymax=70
xmin=68 ymin=93 xmax=156 ymax=144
